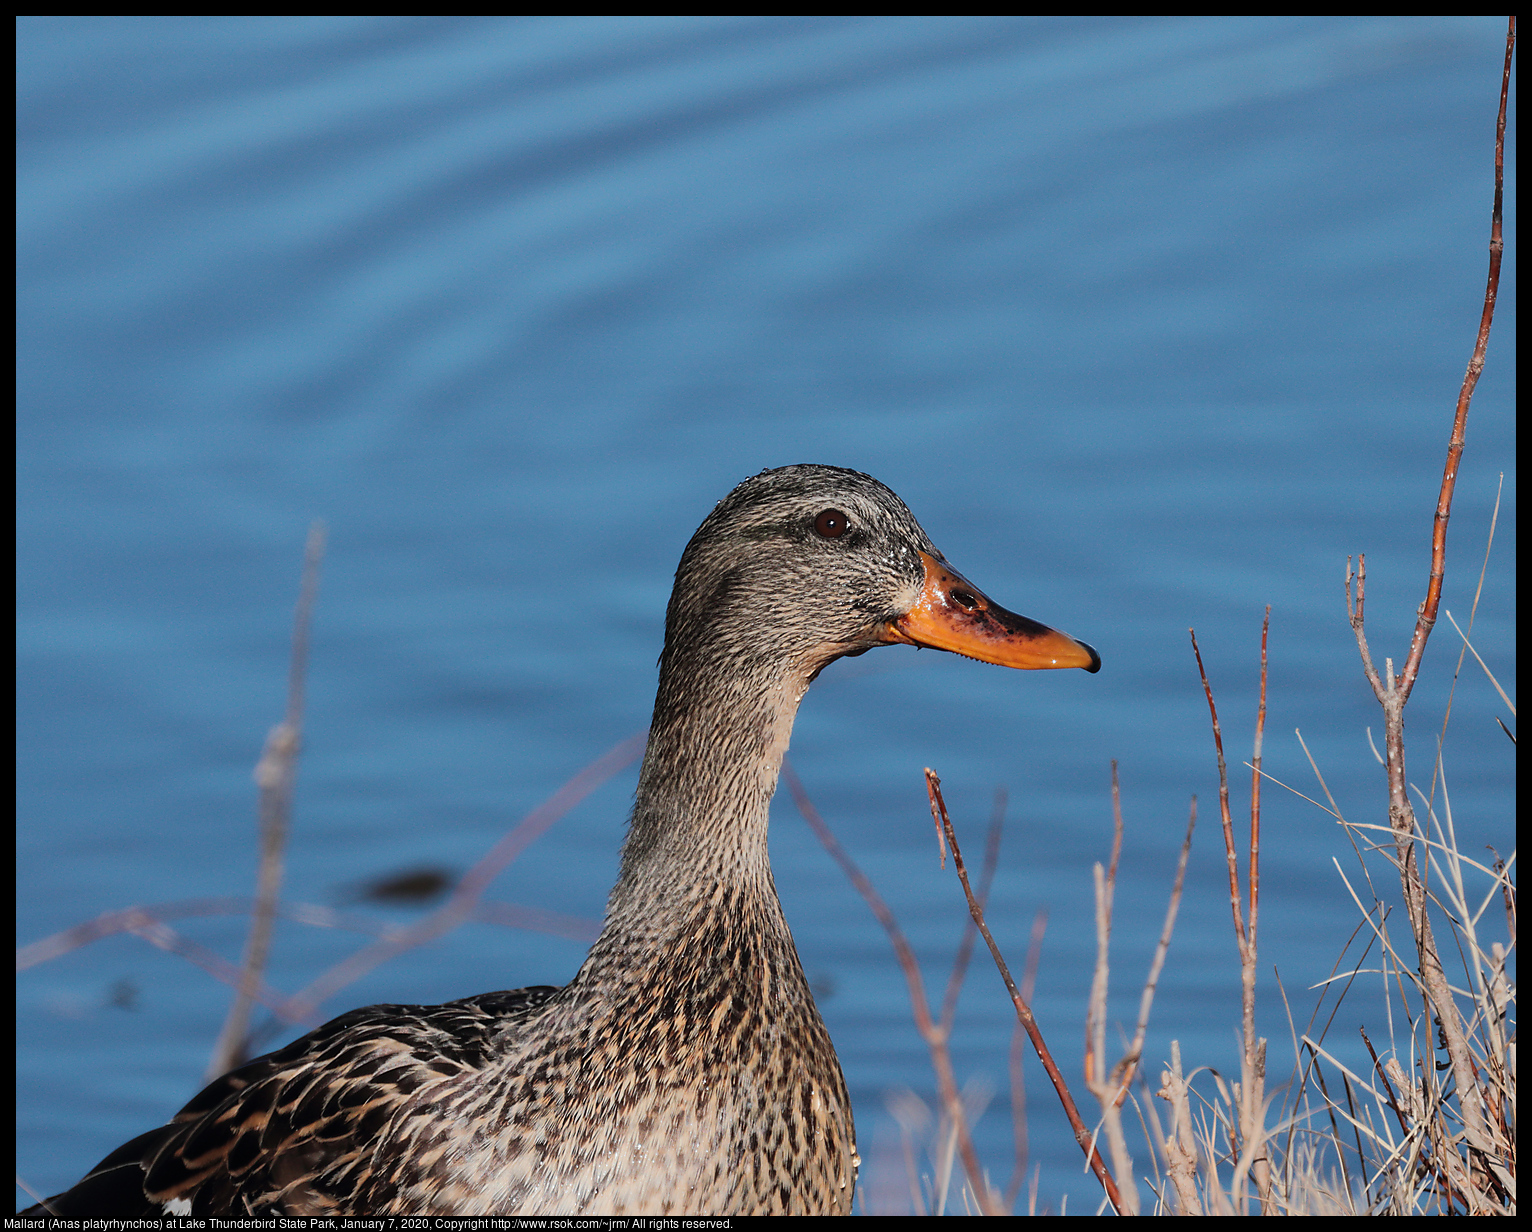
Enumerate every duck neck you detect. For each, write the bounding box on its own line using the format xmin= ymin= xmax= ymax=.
xmin=599 ymin=642 xmax=815 ymax=942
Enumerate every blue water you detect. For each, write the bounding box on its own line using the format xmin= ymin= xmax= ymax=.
xmin=17 ymin=17 xmax=1515 ymax=1214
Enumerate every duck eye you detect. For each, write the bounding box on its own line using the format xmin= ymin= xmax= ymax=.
xmin=813 ymin=509 xmax=850 ymax=539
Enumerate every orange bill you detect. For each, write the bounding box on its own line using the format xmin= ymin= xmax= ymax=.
xmin=879 ymin=551 xmax=1100 ymax=672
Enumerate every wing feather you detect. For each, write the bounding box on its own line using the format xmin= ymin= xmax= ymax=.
xmin=20 ymin=985 xmax=562 ymax=1216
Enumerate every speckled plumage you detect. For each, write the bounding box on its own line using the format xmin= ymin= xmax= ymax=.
xmin=25 ymin=465 xmax=1095 ymax=1217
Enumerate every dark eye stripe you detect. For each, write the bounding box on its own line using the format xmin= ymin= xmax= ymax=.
xmin=814 ymin=509 xmax=849 ymax=539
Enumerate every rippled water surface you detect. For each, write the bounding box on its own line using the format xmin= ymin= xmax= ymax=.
xmin=18 ymin=16 xmax=1515 ymax=1213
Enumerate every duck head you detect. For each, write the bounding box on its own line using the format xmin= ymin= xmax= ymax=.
xmin=618 ymin=463 xmax=1097 ymax=894
xmin=658 ymin=464 xmax=1099 ymax=692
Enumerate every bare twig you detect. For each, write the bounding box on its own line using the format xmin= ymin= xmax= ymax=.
xmin=1443 ymin=609 xmax=1515 ymax=718
xmin=923 ymin=769 xmax=1124 ymax=1215
xmin=1155 ymin=1040 xmax=1203 ymax=1214
xmin=1003 ymin=907 xmax=1047 ymax=1214
xmin=206 ymin=522 xmax=324 ymax=1080
xmin=1084 ymin=763 xmax=1139 ymax=1212
xmin=275 ymin=730 xmax=647 ymax=1027
xmin=1249 ymin=609 xmax=1268 ymax=981
xmin=784 ymin=762 xmax=1002 ymax=1215
xmin=938 ymin=790 xmax=1005 ymax=1034
xmin=1128 ymin=800 xmax=1196 ymax=1089
xmin=1084 ymin=764 xmax=1123 ymax=1094
xmin=1341 ymin=21 xmax=1516 ymax=1204
xmin=1394 ymin=20 xmax=1513 ymax=705
xmin=1247 ymin=610 xmax=1272 ymax=1205
xmin=1084 ymin=777 xmax=1197 ymax=1216
xmin=1429 ymin=473 xmax=1507 ymax=809
xmin=1190 ymin=631 xmax=1246 ymax=954
xmin=18 ymin=898 xmax=384 ymax=972
xmin=1189 ymin=619 xmax=1272 ymax=1209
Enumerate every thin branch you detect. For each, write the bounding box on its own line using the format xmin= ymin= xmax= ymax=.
xmin=784 ymin=762 xmax=1001 ymax=1216
xmin=1247 ymin=761 xmax=1341 ymax=823
xmin=1249 ymin=608 xmax=1268 ymax=962
xmin=1428 ymin=473 xmax=1507 ymax=808
xmin=1442 ymin=610 xmax=1515 ymax=717
xmin=1190 ymin=630 xmax=1247 ymax=954
xmin=1395 ymin=15 xmax=1513 ymax=703
xmin=1126 ymin=799 xmax=1196 ymax=1086
xmin=1003 ymin=907 xmax=1047 ymax=1214
xmin=924 ymin=769 xmax=1124 ymax=1215
xmin=1340 ymin=22 xmax=1516 ymax=1199
xmin=1245 ymin=610 xmax=1273 ymax=1208
xmin=275 ymin=730 xmax=647 ymax=1027
xmin=206 ymin=522 xmax=324 ymax=1080
xmin=938 ymin=789 xmax=1005 ymax=1034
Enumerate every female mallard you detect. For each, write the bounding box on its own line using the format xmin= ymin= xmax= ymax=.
xmin=25 ymin=464 xmax=1098 ymax=1217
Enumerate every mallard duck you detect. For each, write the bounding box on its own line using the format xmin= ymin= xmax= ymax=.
xmin=23 ymin=464 xmax=1097 ymax=1217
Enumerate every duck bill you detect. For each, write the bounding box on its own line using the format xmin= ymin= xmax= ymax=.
xmin=879 ymin=551 xmax=1100 ymax=672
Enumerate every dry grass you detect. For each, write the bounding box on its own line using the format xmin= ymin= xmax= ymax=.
xmin=809 ymin=564 xmax=1512 ymax=1216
